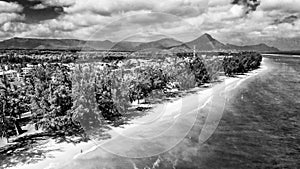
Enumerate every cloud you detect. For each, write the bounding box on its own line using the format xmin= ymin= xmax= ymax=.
xmin=273 ymin=15 xmax=298 ymax=25
xmin=43 ymin=0 xmax=75 ymax=6
xmin=229 ymin=5 xmax=244 ymax=18
xmin=1 ymin=0 xmax=300 ymax=51
xmin=0 ymin=13 xmax=24 ymax=25
xmin=231 ymin=0 xmax=261 ymax=14
xmin=29 ymin=0 xmax=75 ymax=7
xmin=208 ymin=0 xmax=231 ymax=7
xmin=10 ymin=0 xmax=208 ymax=40
xmin=1 ymin=21 xmax=26 ymax=33
xmin=260 ymin=0 xmax=300 ymax=12
xmin=63 ymin=0 xmax=208 ymax=17
xmin=31 ymin=4 xmax=48 ymax=10
xmin=0 ymin=21 xmax=27 ymax=39
xmin=74 ymin=11 xmax=194 ymax=41
xmin=0 ymin=0 xmax=226 ymax=41
xmin=0 ymin=1 xmax=24 ymax=27
xmin=0 ymin=1 xmax=23 ymax=13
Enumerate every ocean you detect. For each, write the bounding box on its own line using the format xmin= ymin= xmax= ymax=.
xmin=195 ymin=55 xmax=300 ymax=169
xmin=61 ymin=55 xmax=300 ymax=169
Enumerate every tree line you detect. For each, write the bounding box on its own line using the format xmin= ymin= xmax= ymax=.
xmin=0 ymin=52 xmax=262 ymax=141
xmin=222 ymin=52 xmax=262 ymax=76
xmin=0 ymin=55 xmax=78 ymax=64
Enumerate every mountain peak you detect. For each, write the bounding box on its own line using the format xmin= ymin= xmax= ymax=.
xmin=192 ymin=33 xmax=217 ymax=43
xmin=186 ymin=33 xmax=226 ymax=50
xmin=201 ymin=33 xmax=214 ymax=39
xmin=103 ymin=40 xmax=112 ymax=43
xmin=202 ymin=33 xmax=212 ymax=37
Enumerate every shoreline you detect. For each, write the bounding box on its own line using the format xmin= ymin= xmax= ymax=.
xmin=262 ymin=53 xmax=300 ymax=58
xmin=74 ymin=58 xmax=270 ymax=159
xmin=6 ymin=58 xmax=270 ymax=169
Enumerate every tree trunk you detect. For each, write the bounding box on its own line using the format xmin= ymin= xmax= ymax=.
xmin=6 ymin=135 xmax=9 ymax=143
xmin=14 ymin=119 xmax=23 ymax=136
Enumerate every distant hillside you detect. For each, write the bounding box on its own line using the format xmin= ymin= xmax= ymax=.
xmin=168 ymin=44 xmax=191 ymax=53
xmin=0 ymin=37 xmax=116 ymax=50
xmin=81 ymin=40 xmax=114 ymax=50
xmin=112 ymin=41 xmax=142 ymax=51
xmin=226 ymin=43 xmax=280 ymax=52
xmin=0 ymin=34 xmax=280 ymax=52
xmin=259 ymin=37 xmax=300 ymax=51
xmin=135 ymin=38 xmax=184 ymax=51
xmin=0 ymin=37 xmax=84 ymax=50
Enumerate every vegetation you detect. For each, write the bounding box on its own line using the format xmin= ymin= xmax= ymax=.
xmin=0 ymin=51 xmax=263 ymax=142
xmin=0 ymin=55 xmax=77 ymax=64
xmin=222 ymin=52 xmax=262 ymax=76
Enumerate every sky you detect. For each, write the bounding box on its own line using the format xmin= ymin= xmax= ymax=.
xmin=0 ymin=0 xmax=300 ymax=50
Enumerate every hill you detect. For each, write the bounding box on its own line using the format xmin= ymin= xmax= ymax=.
xmin=226 ymin=43 xmax=280 ymax=52
xmin=135 ymin=38 xmax=184 ymax=51
xmin=0 ymin=37 xmax=84 ymax=49
xmin=185 ymin=33 xmax=227 ymax=50
xmin=0 ymin=34 xmax=280 ymax=52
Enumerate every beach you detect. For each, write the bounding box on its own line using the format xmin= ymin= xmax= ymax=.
xmin=2 ymin=57 xmax=271 ymax=169
xmin=0 ymin=1 xmax=298 ymax=168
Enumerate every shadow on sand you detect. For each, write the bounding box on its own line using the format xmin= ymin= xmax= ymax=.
xmin=0 ymin=133 xmax=61 ymax=168
xmin=0 ymin=127 xmax=109 ymax=168
xmin=0 ymin=85 xmax=213 ymax=168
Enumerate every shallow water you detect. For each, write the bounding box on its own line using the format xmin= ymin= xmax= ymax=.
xmin=62 ymin=56 xmax=300 ymax=169
xmin=195 ymin=56 xmax=300 ymax=169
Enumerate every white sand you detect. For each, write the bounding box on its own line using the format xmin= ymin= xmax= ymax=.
xmin=8 ymin=58 xmax=269 ymax=169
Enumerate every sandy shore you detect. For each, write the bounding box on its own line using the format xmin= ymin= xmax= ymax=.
xmin=6 ymin=58 xmax=270 ymax=169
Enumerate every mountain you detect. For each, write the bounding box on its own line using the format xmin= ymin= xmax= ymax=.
xmin=259 ymin=37 xmax=300 ymax=51
xmin=0 ymin=37 xmax=84 ymax=50
xmin=168 ymin=44 xmax=191 ymax=53
xmin=0 ymin=34 xmax=280 ymax=52
xmin=0 ymin=37 xmax=115 ymax=50
xmin=80 ymin=40 xmax=114 ymax=50
xmin=0 ymin=37 xmax=143 ymax=51
xmin=183 ymin=33 xmax=279 ymax=52
xmin=111 ymin=41 xmax=142 ymax=51
xmin=226 ymin=43 xmax=280 ymax=52
xmin=135 ymin=38 xmax=185 ymax=51
xmin=185 ymin=33 xmax=227 ymax=51
xmin=134 ymin=34 xmax=279 ymax=52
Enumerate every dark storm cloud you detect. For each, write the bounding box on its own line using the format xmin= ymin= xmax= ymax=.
xmin=1 ymin=0 xmax=65 ymax=23
xmin=273 ymin=15 xmax=298 ymax=25
xmin=231 ymin=0 xmax=261 ymax=14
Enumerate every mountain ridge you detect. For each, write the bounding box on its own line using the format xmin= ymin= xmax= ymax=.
xmin=0 ymin=34 xmax=280 ymax=52
xmin=226 ymin=43 xmax=280 ymax=52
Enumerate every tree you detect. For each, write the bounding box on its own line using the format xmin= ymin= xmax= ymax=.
xmin=222 ymin=52 xmax=263 ymax=76
xmin=0 ymin=76 xmax=28 ymax=137
xmin=189 ymin=57 xmax=211 ymax=85
xmin=71 ymin=64 xmax=104 ymax=132
xmin=30 ymin=64 xmax=75 ymax=132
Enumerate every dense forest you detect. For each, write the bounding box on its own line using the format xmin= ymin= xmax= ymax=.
xmin=222 ymin=52 xmax=262 ymax=76
xmin=0 ymin=52 xmax=263 ymax=141
xmin=0 ymin=55 xmax=78 ymax=65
